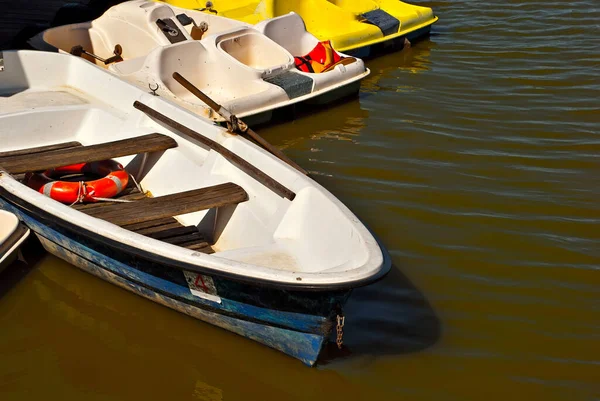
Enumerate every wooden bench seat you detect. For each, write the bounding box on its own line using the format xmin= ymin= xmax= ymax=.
xmin=0 ymin=136 xmax=242 ymax=254
xmin=0 ymin=133 xmax=177 ymax=174
xmin=121 ymin=216 xmax=214 ymax=254
xmin=81 ymin=182 xmax=248 ymax=226
xmin=127 ymin=218 xmax=214 ymax=253
xmin=0 ymin=141 xmax=82 ymax=158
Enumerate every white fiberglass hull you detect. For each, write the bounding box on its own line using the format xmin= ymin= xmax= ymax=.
xmin=30 ymin=0 xmax=370 ymax=124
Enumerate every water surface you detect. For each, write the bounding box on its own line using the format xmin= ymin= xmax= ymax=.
xmin=1 ymin=0 xmax=599 ymax=399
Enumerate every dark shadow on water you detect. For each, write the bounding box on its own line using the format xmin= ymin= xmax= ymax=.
xmin=0 ymin=235 xmax=45 ymax=300
xmin=319 ymin=264 xmax=441 ymax=364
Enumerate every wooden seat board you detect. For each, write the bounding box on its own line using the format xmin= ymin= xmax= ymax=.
xmin=132 ymin=222 xmax=185 ymax=236
xmin=122 ymin=216 xmax=213 ymax=254
xmin=0 ymin=133 xmax=177 ymax=174
xmin=160 ymin=232 xmax=206 ymax=246
xmin=121 ymin=217 xmax=180 ymax=232
xmin=0 ymin=141 xmax=82 ymax=158
xmin=82 ymin=182 xmax=248 ymax=226
xmin=144 ymin=226 xmax=200 ymax=241
xmin=186 ymin=243 xmax=214 ymax=253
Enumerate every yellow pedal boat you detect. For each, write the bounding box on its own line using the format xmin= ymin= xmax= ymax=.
xmin=158 ymin=0 xmax=438 ymax=56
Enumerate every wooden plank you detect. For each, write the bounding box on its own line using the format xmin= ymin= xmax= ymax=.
xmin=120 ymin=217 xmax=179 ymax=231
xmin=0 ymin=141 xmax=82 ymax=158
xmin=144 ymin=226 xmax=199 ymax=241
xmin=121 ymin=218 xmax=214 ymax=252
xmin=168 ymin=236 xmax=211 ymax=249
xmin=185 ymin=243 xmax=214 ymax=253
xmin=82 ymin=183 xmax=248 ymax=226
xmin=160 ymin=232 xmax=205 ymax=246
xmin=132 ymin=222 xmax=184 ymax=236
xmin=133 ymin=101 xmax=296 ymax=201
xmin=0 ymin=133 xmax=177 ymax=174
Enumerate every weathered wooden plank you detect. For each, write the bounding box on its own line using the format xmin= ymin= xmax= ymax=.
xmin=185 ymin=243 xmax=215 ymax=253
xmin=121 ymin=218 xmax=214 ymax=252
xmin=133 ymin=101 xmax=296 ymax=201
xmin=120 ymin=217 xmax=179 ymax=231
xmin=144 ymin=226 xmax=200 ymax=241
xmin=0 ymin=141 xmax=82 ymax=158
xmin=0 ymin=133 xmax=177 ymax=174
xmin=160 ymin=232 xmax=205 ymax=246
xmin=82 ymin=183 xmax=248 ymax=226
xmin=132 ymin=222 xmax=184 ymax=236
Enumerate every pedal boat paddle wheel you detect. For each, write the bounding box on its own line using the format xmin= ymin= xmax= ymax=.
xmin=0 ymin=50 xmax=391 ymax=366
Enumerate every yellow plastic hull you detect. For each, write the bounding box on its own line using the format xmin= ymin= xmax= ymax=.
xmin=159 ymin=0 xmax=438 ymax=53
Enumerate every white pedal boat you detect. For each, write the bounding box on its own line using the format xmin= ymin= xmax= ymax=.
xmin=30 ymin=0 xmax=369 ymax=125
xmin=0 ymin=50 xmax=390 ymax=365
xmin=0 ymin=210 xmax=30 ymax=272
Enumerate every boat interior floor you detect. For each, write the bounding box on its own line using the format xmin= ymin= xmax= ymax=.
xmin=0 ymin=135 xmax=250 ymax=255
xmin=0 ymin=90 xmax=90 ymax=114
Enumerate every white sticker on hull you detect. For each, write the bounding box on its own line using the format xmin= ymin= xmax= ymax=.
xmin=183 ymin=271 xmax=222 ymax=304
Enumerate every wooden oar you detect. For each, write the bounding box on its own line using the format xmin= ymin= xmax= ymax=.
xmin=133 ymin=101 xmax=296 ymax=201
xmin=171 ymin=72 xmax=309 ymax=176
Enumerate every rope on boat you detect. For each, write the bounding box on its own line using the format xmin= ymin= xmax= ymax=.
xmin=128 ymin=173 xmax=145 ymax=195
xmin=68 ymin=181 xmax=88 ymax=206
xmin=68 ymin=180 xmax=135 ymax=205
xmin=90 ymin=197 xmax=133 ymax=203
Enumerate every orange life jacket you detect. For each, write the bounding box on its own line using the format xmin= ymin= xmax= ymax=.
xmin=294 ymin=41 xmax=343 ymax=73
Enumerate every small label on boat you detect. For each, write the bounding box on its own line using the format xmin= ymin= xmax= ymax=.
xmin=183 ymin=271 xmax=222 ymax=304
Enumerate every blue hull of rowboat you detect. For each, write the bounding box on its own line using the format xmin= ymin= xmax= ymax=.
xmin=0 ymin=198 xmax=350 ymax=366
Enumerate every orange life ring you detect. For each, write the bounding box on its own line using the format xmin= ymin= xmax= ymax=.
xmin=25 ymin=160 xmax=129 ymax=204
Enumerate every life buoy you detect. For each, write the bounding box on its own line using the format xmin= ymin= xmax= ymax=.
xmin=25 ymin=160 xmax=129 ymax=204
xmin=294 ymin=40 xmax=344 ymax=74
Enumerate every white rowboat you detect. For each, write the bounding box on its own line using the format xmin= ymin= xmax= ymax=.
xmin=0 ymin=50 xmax=390 ymax=365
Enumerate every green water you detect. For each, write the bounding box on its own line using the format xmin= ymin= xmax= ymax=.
xmin=1 ymin=0 xmax=599 ymax=399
